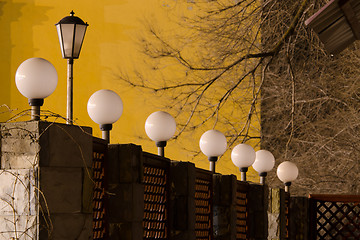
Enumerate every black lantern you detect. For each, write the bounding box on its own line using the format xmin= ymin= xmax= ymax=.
xmin=56 ymin=11 xmax=88 ymax=59
xmin=55 ymin=11 xmax=88 ymax=124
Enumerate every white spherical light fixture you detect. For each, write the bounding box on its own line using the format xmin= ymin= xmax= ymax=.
xmin=145 ymin=111 xmax=176 ymax=157
xmin=145 ymin=111 xmax=176 ymax=142
xmin=199 ymin=129 xmax=227 ymax=173
xmin=277 ymin=161 xmax=299 ymax=192
xmin=252 ymin=149 xmax=275 ymax=184
xmin=15 ymin=58 xmax=58 ymax=99
xmin=231 ymin=143 xmax=256 ymax=181
xmin=87 ymin=89 xmax=123 ymax=142
xmin=231 ymin=143 xmax=256 ymax=168
xmin=15 ymin=58 xmax=58 ymax=120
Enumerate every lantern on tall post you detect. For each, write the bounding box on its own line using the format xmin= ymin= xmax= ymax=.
xmin=56 ymin=11 xmax=88 ymax=124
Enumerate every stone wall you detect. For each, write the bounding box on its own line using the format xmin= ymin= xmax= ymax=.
xmin=0 ymin=121 xmax=93 ymax=240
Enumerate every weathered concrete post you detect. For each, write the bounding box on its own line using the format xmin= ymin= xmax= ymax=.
xmin=106 ymin=144 xmax=144 ymax=240
xmin=212 ymin=174 xmax=237 ymax=240
xmin=169 ymin=161 xmax=196 ymax=240
xmin=268 ymin=188 xmax=287 ymax=240
xmin=0 ymin=121 xmax=94 ymax=239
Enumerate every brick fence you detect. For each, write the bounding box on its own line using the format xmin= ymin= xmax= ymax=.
xmin=1 ymin=122 xmax=358 ymax=240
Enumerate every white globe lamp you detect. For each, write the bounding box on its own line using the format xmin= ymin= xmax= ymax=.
xmin=252 ymin=150 xmax=275 ymax=184
xmin=87 ymin=89 xmax=123 ymax=142
xmin=199 ymin=130 xmax=227 ymax=173
xmin=145 ymin=111 xmax=176 ymax=157
xmin=15 ymin=58 xmax=58 ymax=120
xmin=231 ymin=143 xmax=256 ymax=181
xmin=277 ymin=161 xmax=299 ymax=192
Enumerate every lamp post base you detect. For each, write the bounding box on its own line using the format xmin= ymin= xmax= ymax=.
xmin=259 ymin=172 xmax=267 ymax=185
xmin=240 ymin=167 xmax=248 ymax=181
xmin=156 ymin=141 xmax=167 ymax=157
xmin=285 ymin=182 xmax=291 ymax=193
xmin=100 ymin=124 xmax=112 ymax=143
xmin=28 ymin=99 xmax=43 ymax=121
xmin=30 ymin=106 xmax=40 ymax=121
xmin=209 ymin=157 xmax=218 ymax=174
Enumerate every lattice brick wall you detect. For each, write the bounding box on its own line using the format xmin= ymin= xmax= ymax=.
xmin=195 ymin=169 xmax=213 ymax=240
xmin=143 ymin=165 xmax=168 ymax=239
xmin=236 ymin=182 xmax=248 ymax=240
xmin=92 ymin=138 xmax=108 ymax=240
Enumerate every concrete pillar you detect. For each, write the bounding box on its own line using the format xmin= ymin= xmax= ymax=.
xmin=0 ymin=121 xmax=93 ymax=240
xmin=106 ymin=144 xmax=144 ymax=240
xmin=268 ymin=188 xmax=287 ymax=240
xmin=169 ymin=161 xmax=196 ymax=240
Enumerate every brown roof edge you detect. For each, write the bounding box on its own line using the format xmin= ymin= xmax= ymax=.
xmin=309 ymin=194 xmax=360 ymax=203
xmin=305 ymin=0 xmax=337 ymax=27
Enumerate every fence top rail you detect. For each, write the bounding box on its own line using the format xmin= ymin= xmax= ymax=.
xmin=195 ymin=167 xmax=213 ymax=181
xmin=236 ymin=180 xmax=249 ymax=192
xmin=309 ymin=194 xmax=360 ymax=203
xmin=93 ymin=137 xmax=108 ymax=150
xmin=142 ymin=151 xmax=170 ymax=169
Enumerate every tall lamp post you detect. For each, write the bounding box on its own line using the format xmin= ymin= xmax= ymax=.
xmin=56 ymin=11 xmax=88 ymax=124
xmin=277 ymin=161 xmax=299 ymax=193
xmin=252 ymin=150 xmax=275 ymax=185
xmin=231 ymin=143 xmax=256 ymax=181
xmin=87 ymin=89 xmax=123 ymax=143
xmin=199 ymin=130 xmax=227 ymax=174
xmin=145 ymin=111 xmax=176 ymax=157
xmin=15 ymin=58 xmax=58 ymax=120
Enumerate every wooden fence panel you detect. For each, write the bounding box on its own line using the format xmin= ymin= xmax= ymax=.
xmin=309 ymin=194 xmax=360 ymax=239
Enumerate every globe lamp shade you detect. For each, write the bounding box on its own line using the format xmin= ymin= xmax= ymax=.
xmin=87 ymin=89 xmax=123 ymax=125
xmin=231 ymin=143 xmax=256 ymax=168
xmin=277 ymin=161 xmax=299 ymax=183
xmin=199 ymin=130 xmax=227 ymax=157
xmin=15 ymin=58 xmax=58 ymax=100
xmin=145 ymin=111 xmax=176 ymax=142
xmin=252 ymin=150 xmax=275 ymax=174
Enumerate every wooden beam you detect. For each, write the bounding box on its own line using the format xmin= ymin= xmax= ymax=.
xmin=339 ymin=0 xmax=360 ymax=39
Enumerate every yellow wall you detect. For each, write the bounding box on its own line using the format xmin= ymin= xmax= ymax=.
xmin=0 ymin=0 xmax=260 ymax=181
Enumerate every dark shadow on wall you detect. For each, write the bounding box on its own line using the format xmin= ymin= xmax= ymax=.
xmin=0 ymin=0 xmax=52 ymax=121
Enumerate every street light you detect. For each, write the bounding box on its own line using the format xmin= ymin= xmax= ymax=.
xmin=252 ymin=150 xmax=275 ymax=184
xmin=145 ymin=111 xmax=176 ymax=157
xmin=56 ymin=11 xmax=88 ymax=124
xmin=231 ymin=143 xmax=256 ymax=181
xmin=15 ymin=58 xmax=58 ymax=120
xmin=199 ymin=130 xmax=227 ymax=174
xmin=277 ymin=161 xmax=299 ymax=193
xmin=87 ymin=89 xmax=123 ymax=143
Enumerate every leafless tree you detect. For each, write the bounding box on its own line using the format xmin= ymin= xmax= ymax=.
xmin=119 ymin=0 xmax=360 ymax=195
